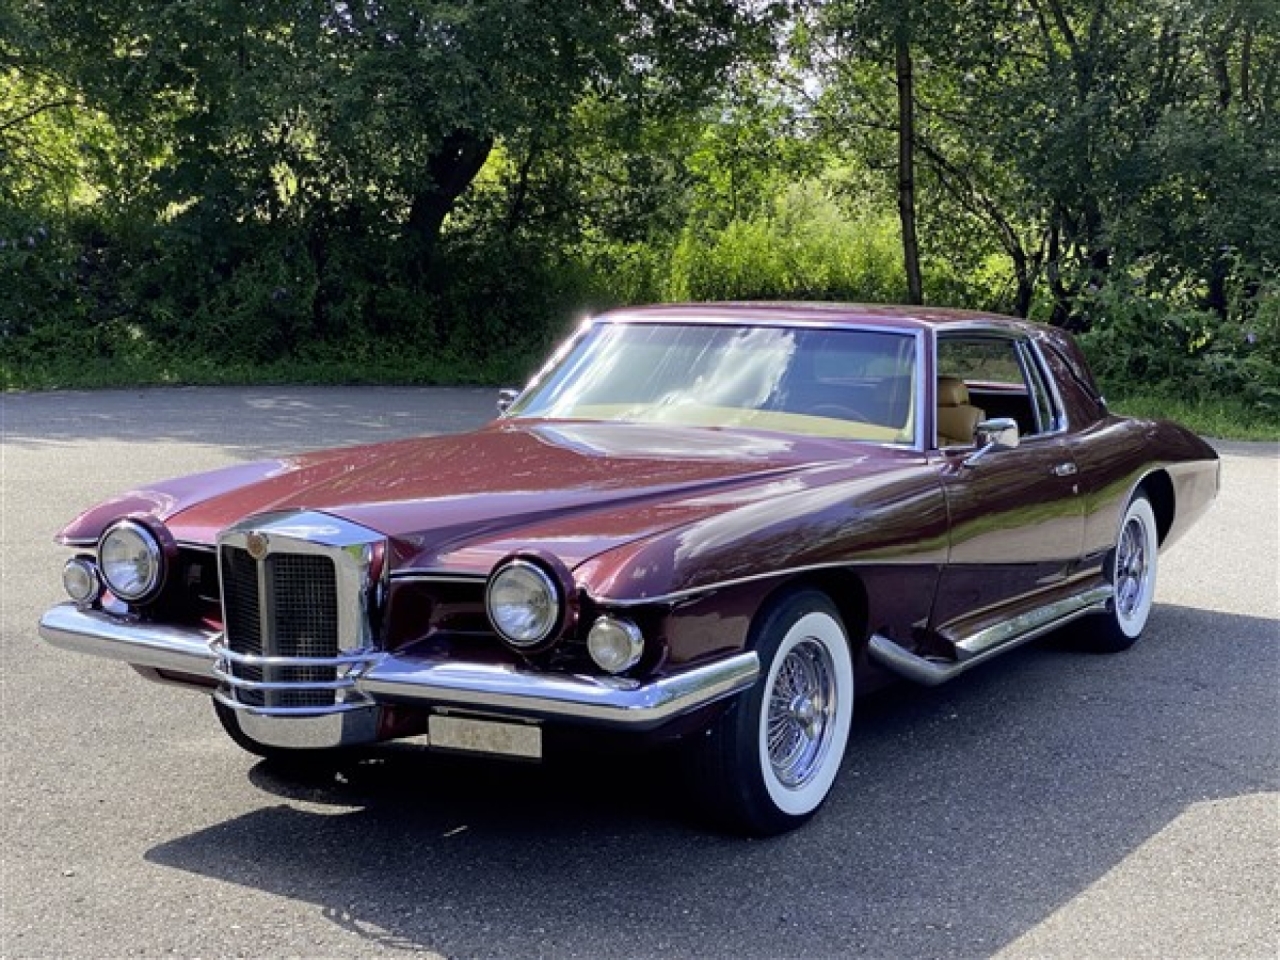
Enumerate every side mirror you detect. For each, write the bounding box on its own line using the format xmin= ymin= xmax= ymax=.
xmin=964 ymin=418 xmax=1019 ymax=468
xmin=975 ymin=417 xmax=1019 ymax=451
xmin=497 ymin=388 xmax=520 ymax=415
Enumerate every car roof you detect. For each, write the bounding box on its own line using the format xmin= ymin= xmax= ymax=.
xmin=593 ymin=302 xmax=1034 ymax=334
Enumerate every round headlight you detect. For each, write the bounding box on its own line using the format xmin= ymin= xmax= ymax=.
xmin=587 ymin=616 xmax=645 ymax=674
xmin=62 ymin=557 xmax=102 ymax=605
xmin=98 ymin=521 xmax=163 ymax=601
xmin=486 ymin=560 xmax=562 ymax=648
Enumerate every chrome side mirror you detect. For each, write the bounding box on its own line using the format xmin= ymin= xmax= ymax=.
xmin=964 ymin=417 xmax=1019 ymax=468
xmin=975 ymin=417 xmax=1019 ymax=450
xmin=497 ymin=388 xmax=520 ymax=415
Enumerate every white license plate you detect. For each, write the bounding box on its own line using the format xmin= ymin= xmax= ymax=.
xmin=428 ymin=714 xmax=543 ymax=760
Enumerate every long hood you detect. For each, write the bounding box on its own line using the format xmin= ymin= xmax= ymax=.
xmin=59 ymin=422 xmax=905 ymax=573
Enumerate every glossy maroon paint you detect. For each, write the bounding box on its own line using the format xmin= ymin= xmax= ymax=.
xmin=55 ymin=303 xmax=1220 ymax=697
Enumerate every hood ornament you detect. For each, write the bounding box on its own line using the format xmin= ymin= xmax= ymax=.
xmin=245 ymin=531 xmax=269 ymax=560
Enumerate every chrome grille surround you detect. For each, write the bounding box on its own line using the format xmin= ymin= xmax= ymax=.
xmin=212 ymin=511 xmax=386 ymax=727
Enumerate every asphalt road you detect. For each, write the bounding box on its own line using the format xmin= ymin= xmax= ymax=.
xmin=2 ymin=387 xmax=1277 ymax=960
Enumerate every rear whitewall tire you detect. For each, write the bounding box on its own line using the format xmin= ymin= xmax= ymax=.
xmin=1075 ymin=493 xmax=1160 ymax=653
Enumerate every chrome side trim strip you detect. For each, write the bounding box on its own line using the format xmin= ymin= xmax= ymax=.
xmin=595 ymin=556 xmax=940 ymax=609
xmin=951 ymin=585 xmax=1113 ymax=658
xmin=390 ymin=571 xmax=487 ymax=584
xmin=868 ymin=585 xmax=1113 ymax=686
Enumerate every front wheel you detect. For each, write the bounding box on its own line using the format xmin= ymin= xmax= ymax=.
xmin=1083 ymin=493 xmax=1160 ymax=653
xmin=686 ymin=589 xmax=855 ymax=836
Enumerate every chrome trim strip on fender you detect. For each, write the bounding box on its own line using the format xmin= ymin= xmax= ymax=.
xmin=868 ymin=584 xmax=1113 ymax=686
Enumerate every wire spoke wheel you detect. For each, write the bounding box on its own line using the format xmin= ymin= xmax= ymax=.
xmin=765 ymin=638 xmax=837 ymax=788
xmin=685 ymin=589 xmax=855 ymax=836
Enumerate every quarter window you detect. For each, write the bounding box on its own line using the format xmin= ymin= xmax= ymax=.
xmin=936 ymin=336 xmax=1063 ymax=442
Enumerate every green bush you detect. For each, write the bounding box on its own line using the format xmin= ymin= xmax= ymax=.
xmin=666 ymin=182 xmax=905 ymax=303
xmin=1078 ymin=274 xmax=1280 ymax=417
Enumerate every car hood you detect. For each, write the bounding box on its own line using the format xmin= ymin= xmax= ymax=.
xmin=59 ymin=421 xmax=911 ymax=574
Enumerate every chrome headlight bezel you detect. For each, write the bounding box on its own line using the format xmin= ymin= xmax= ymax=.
xmin=586 ymin=615 xmax=645 ymax=675
xmin=97 ymin=519 xmax=165 ymax=602
xmin=62 ymin=557 xmax=102 ymax=606
xmin=485 ymin=558 xmax=565 ymax=649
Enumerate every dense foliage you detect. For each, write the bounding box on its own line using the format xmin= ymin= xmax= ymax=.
xmin=1 ymin=0 xmax=1276 ymax=419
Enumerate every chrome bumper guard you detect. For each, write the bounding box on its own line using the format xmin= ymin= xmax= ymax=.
xmin=39 ymin=604 xmax=759 ymax=746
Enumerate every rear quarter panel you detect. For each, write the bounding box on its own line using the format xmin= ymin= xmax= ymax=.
xmin=1072 ymin=417 xmax=1219 ymax=559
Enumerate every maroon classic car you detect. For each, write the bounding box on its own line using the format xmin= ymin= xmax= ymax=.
xmin=40 ymin=303 xmax=1218 ymax=834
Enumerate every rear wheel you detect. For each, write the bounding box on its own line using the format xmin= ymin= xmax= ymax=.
xmin=1082 ymin=493 xmax=1160 ymax=653
xmin=686 ymin=589 xmax=855 ymax=836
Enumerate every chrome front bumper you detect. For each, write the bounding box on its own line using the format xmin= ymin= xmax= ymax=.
xmin=38 ymin=604 xmax=759 ymax=747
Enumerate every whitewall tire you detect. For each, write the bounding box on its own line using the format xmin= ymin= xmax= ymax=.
xmin=687 ymin=589 xmax=855 ymax=835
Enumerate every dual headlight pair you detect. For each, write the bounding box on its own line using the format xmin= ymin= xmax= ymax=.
xmin=66 ymin=528 xmax=643 ymax=676
xmin=485 ymin=559 xmax=645 ymax=675
xmin=63 ymin=520 xmax=165 ymax=606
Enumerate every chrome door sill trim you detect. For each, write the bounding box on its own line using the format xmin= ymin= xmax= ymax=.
xmin=868 ymin=585 xmax=1113 ymax=686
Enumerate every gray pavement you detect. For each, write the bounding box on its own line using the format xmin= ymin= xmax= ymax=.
xmin=1 ymin=387 xmax=1277 ymax=959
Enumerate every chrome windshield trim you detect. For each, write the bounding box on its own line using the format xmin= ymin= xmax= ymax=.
xmin=510 ymin=321 xmax=926 ymax=452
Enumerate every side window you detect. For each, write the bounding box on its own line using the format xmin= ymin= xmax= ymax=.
xmin=936 ymin=335 xmax=1062 ymax=440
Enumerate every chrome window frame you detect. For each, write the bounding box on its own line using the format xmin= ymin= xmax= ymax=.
xmin=933 ymin=327 xmax=1069 ymax=446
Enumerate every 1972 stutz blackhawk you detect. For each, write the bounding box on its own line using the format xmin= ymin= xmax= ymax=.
xmin=40 ymin=303 xmax=1218 ymax=834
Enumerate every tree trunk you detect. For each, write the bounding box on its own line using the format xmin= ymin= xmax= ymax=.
xmin=895 ymin=30 xmax=924 ymax=305
xmin=406 ymin=131 xmax=494 ymax=269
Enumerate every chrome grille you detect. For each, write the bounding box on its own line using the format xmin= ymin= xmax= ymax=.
xmin=213 ymin=512 xmax=383 ymax=719
xmin=219 ymin=547 xmax=341 ymax=710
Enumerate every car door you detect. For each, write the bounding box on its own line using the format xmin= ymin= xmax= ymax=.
xmin=929 ymin=333 xmax=1085 ymax=634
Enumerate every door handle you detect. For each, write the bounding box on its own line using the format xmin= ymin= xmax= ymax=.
xmin=1052 ymin=462 xmax=1078 ymax=477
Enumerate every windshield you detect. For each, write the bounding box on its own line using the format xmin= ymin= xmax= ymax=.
xmin=509 ymin=322 xmax=919 ymax=444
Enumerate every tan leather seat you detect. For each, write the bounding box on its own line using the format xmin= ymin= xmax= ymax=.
xmin=937 ymin=377 xmax=986 ymax=447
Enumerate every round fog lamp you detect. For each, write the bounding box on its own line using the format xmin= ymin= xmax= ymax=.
xmin=587 ymin=616 xmax=645 ymax=674
xmin=486 ymin=561 xmax=561 ymax=647
xmin=62 ymin=558 xmax=101 ymax=605
xmin=99 ymin=521 xmax=163 ymax=602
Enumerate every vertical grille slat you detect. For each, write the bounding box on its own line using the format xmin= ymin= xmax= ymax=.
xmin=220 ymin=547 xmax=262 ymax=655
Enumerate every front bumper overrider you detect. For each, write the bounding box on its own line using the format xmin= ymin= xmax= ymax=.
xmin=38 ymin=603 xmax=759 ymax=747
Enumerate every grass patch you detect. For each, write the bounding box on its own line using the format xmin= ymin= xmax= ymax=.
xmin=1 ymin=344 xmax=539 ymax=393
xmin=1106 ymin=391 xmax=1280 ymax=442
